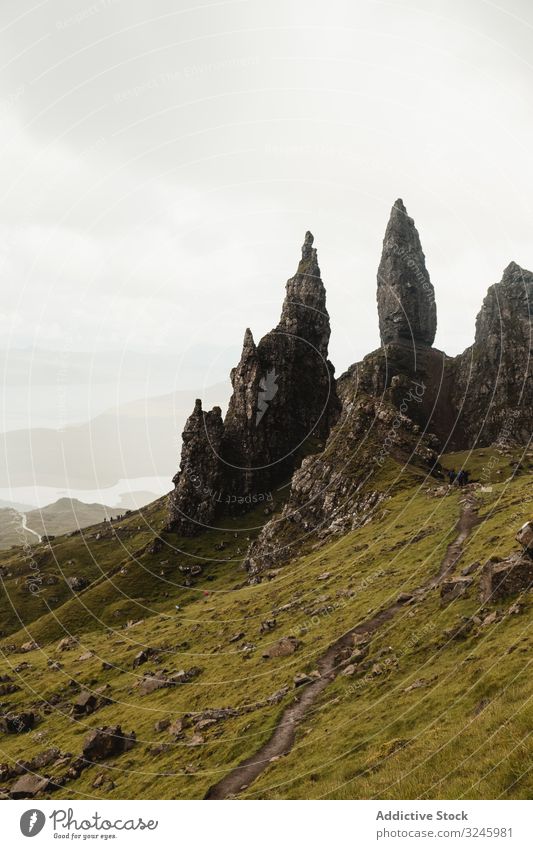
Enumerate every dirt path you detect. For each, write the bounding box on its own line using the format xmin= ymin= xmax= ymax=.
xmin=205 ymin=490 xmax=479 ymax=800
xmin=19 ymin=512 xmax=42 ymax=543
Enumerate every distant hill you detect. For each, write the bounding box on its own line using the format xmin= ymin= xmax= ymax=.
xmin=0 ymin=498 xmax=126 ymax=550
xmin=24 ymin=498 xmax=124 ymax=539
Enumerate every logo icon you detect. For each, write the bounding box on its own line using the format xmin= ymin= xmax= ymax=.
xmin=20 ymin=809 xmax=46 ymax=837
xmin=256 ymin=368 xmax=278 ymax=425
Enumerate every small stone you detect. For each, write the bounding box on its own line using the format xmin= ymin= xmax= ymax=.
xmin=293 ymin=672 xmax=313 ymax=687
xmin=262 ymin=637 xmax=301 ymax=659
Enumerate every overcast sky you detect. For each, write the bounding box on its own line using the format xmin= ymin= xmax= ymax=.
xmin=1 ymin=0 xmax=532 ymax=392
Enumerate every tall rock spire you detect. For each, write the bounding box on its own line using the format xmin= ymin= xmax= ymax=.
xmin=167 ymin=400 xmax=224 ymax=535
xmin=277 ymin=231 xmax=331 ymax=357
xmin=167 ymin=232 xmax=340 ymax=534
xmin=377 ymin=199 xmax=436 ymax=346
xmin=453 ymin=261 xmax=533 ymax=446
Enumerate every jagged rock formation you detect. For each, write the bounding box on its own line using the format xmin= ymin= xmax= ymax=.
xmin=242 ymin=206 xmax=532 ymax=580
xmin=452 ymin=262 xmax=533 ymax=447
xmin=377 ymin=199 xmax=436 ymax=346
xmin=243 ymin=393 xmax=440 ymax=580
xmin=169 ymin=199 xmax=532 ymax=570
xmin=167 ymin=400 xmax=224 ymax=534
xmin=167 ymin=233 xmax=340 ymax=535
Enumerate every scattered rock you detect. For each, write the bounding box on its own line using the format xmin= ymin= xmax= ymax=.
xmin=67 ymin=576 xmax=89 ymax=592
xmin=10 ymin=773 xmax=49 ymax=799
xmin=480 ymin=610 xmax=501 ymax=627
xmin=19 ymin=640 xmax=39 ymax=653
xmin=132 ymin=648 xmax=156 ymax=668
xmin=396 ymin=592 xmax=414 ymax=604
xmin=262 ymin=637 xmax=301 ymax=659
xmin=57 ymin=636 xmax=77 ymax=651
xmin=480 ymin=554 xmax=533 ymax=603
xmin=168 ymin=718 xmax=187 ymax=737
xmin=0 ymin=711 xmax=35 ymax=734
xmin=293 ymin=672 xmax=313 ymax=687
xmin=187 ymin=734 xmax=204 ymax=747
xmin=461 ymin=561 xmax=480 ymax=576
xmin=77 ymin=651 xmax=94 ymax=662
xmin=82 ymin=725 xmax=136 ymax=762
xmin=72 ymin=691 xmax=99 ymax=716
xmin=516 ymin=520 xmax=533 ymax=554
xmin=440 ymin=577 xmax=472 ymax=605
xmin=228 ymin=632 xmax=245 ymax=643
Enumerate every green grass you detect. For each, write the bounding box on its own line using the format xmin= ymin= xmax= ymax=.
xmin=0 ymin=449 xmax=531 ymax=799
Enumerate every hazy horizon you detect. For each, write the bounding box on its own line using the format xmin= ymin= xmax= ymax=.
xmin=1 ymin=0 xmax=533 ymax=504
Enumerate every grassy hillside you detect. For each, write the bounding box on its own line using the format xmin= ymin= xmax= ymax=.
xmin=0 ymin=447 xmax=531 ymax=800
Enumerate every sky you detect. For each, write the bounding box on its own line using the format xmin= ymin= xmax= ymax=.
xmin=1 ymin=0 xmax=532 ymax=399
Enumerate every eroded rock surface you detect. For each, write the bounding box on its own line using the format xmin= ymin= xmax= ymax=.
xmin=377 ymin=199 xmax=436 ymax=346
xmin=168 ymin=233 xmax=340 ymax=534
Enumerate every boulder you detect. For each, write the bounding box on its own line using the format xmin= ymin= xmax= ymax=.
xmin=82 ymin=725 xmax=136 ymax=762
xmin=168 ymin=718 xmax=186 ymax=737
xmin=0 ymin=711 xmax=35 ymax=734
xmin=10 ymin=773 xmax=49 ymax=799
xmin=66 ymin=576 xmax=89 ymax=592
xmin=516 ymin=521 xmax=533 ymax=555
xmin=480 ymin=555 xmax=533 ymax=603
xmin=440 ymin=577 xmax=472 ymax=604
xmin=138 ymin=675 xmax=167 ymax=696
xmin=57 ymin=636 xmax=77 ymax=651
xmin=72 ymin=691 xmax=99 ymax=716
xmin=293 ymin=672 xmax=313 ymax=687
xmin=261 ymin=637 xmax=301 ymax=659
xmin=19 ymin=640 xmax=39 ymax=653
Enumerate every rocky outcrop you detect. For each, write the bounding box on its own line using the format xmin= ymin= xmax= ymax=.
xmin=377 ymin=199 xmax=436 ymax=346
xmin=168 ymin=233 xmax=340 ymax=534
xmin=82 ymin=725 xmax=136 ymax=762
xmin=167 ymin=400 xmax=224 ymax=534
xmin=480 ymin=553 xmax=533 ymax=603
xmin=452 ymin=262 xmax=533 ymax=447
xmin=168 ymin=199 xmax=532 ymax=572
xmin=243 ymin=391 xmax=441 ymax=580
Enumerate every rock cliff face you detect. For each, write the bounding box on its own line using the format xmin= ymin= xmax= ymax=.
xmin=377 ymin=199 xmax=437 ymax=346
xmin=167 ymin=233 xmax=340 ymax=535
xmin=241 ymin=206 xmax=533 ymax=580
xmin=169 ymin=199 xmax=533 ymax=568
xmin=452 ymin=262 xmax=533 ymax=447
xmin=167 ymin=400 xmax=224 ymax=535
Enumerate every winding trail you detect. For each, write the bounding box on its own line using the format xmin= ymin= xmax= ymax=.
xmin=19 ymin=512 xmax=41 ymax=543
xmin=205 ymin=491 xmax=480 ymax=799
